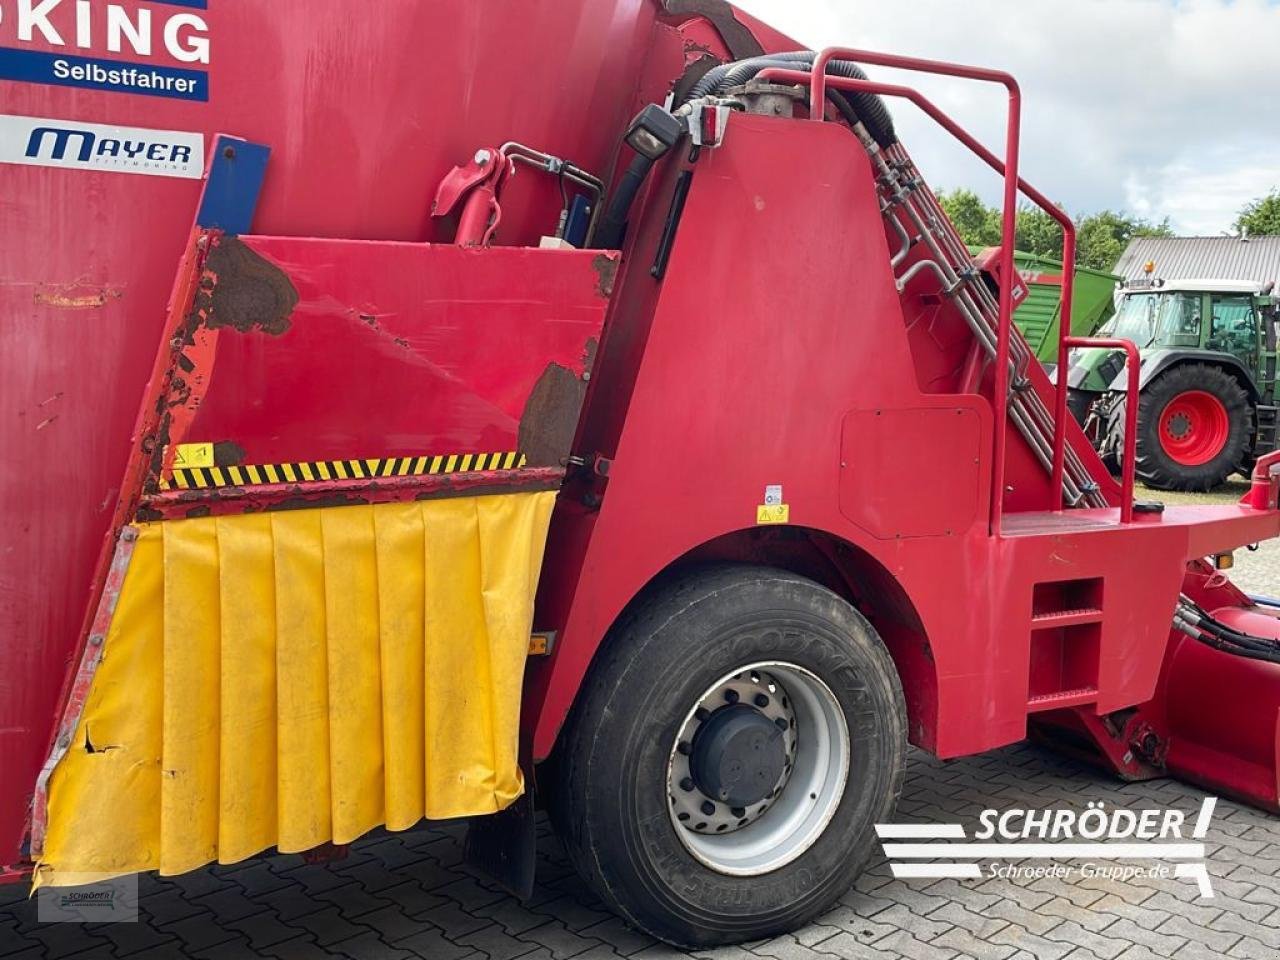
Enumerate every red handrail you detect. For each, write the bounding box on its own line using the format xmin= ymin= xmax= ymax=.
xmin=759 ymin=50 xmax=1085 ymax=534
xmin=809 ymin=49 xmax=1020 ymax=537
xmin=1063 ymin=337 xmax=1138 ymax=523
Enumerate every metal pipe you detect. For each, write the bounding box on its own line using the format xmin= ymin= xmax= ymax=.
xmin=895 ymin=258 xmax=960 ymax=293
xmin=882 ymin=203 xmax=913 ymax=268
xmin=499 ymin=142 xmax=605 ymax=245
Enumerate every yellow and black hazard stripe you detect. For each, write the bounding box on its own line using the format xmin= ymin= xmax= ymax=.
xmin=160 ymin=451 xmax=527 ymax=491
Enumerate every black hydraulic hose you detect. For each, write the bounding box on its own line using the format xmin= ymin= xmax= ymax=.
xmin=598 ymin=52 xmax=894 ymax=250
xmin=1176 ymin=596 xmax=1280 ymax=663
xmin=1196 ymin=632 xmax=1280 ymax=664
xmin=596 ymin=154 xmax=654 ymax=250
xmin=681 ymin=50 xmax=896 ymax=148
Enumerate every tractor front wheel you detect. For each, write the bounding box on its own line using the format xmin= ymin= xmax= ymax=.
xmin=1134 ymin=363 xmax=1250 ymax=491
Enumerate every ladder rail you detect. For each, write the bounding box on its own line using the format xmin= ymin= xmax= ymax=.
xmin=758 ymin=58 xmax=1104 ymax=529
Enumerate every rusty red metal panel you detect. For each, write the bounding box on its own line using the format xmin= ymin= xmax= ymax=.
xmin=165 ymin=234 xmax=611 ymax=472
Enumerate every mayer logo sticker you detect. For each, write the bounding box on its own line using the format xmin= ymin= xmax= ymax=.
xmin=0 ymin=0 xmax=210 ymax=101
xmin=0 ymin=113 xmax=204 ymax=177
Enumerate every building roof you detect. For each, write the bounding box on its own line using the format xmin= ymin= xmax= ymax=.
xmin=1115 ymin=235 xmax=1280 ymax=285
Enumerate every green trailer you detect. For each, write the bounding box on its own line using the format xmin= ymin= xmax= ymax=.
xmin=971 ymin=247 xmax=1120 ymax=362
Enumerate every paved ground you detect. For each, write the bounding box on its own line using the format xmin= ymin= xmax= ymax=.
xmin=2 ymin=742 xmax=1279 ymax=960
xmin=2 ymin=483 xmax=1277 ymax=960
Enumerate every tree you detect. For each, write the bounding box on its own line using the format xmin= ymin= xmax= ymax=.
xmin=934 ymin=191 xmax=1172 ymax=271
xmin=1014 ymin=206 xmax=1064 ymax=260
xmin=1235 ymin=191 xmax=1280 ymax=236
xmin=936 ymin=189 xmax=1002 ymax=247
xmin=1074 ymin=210 xmax=1171 ymax=271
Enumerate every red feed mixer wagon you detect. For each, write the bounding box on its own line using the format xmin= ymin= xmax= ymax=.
xmin=2 ymin=0 xmax=1280 ymax=947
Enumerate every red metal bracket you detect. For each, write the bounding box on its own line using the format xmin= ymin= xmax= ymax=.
xmin=431 ymin=147 xmax=513 ymax=247
xmin=1243 ymin=449 xmax=1280 ymax=511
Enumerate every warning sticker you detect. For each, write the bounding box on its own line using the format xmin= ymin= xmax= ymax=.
xmin=173 ymin=442 xmax=214 ymax=469
xmin=757 ymin=485 xmax=789 ymax=524
xmin=757 ymin=504 xmax=790 ymax=525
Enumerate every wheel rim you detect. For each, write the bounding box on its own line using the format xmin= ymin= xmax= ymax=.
xmin=665 ymin=662 xmax=849 ymax=876
xmin=1158 ymin=390 xmax=1230 ymax=467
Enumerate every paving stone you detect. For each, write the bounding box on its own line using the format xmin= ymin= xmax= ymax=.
xmin=25 ymin=923 xmax=115 ymax=957
xmin=750 ymin=934 xmax=842 ymax=960
xmin=800 ymin=932 xmax=900 ymax=960
xmin=98 ymin=919 xmax=183 ymax=956
xmin=388 ymin=926 xmax=474 ymax=960
xmin=1154 ymin=914 xmax=1239 ymax=953
xmin=188 ymin=933 xmax=262 ymax=959
xmin=456 ymin=921 xmax=542 ymax=960
xmin=226 ymin=909 xmax=312 ymax=950
xmin=1096 ymin=918 xmax=1186 ymax=957
xmin=1111 ymin=947 xmax=1165 ymax=960
xmin=1040 ymin=921 xmax=1128 ymax=959
xmin=860 ymin=904 xmax=951 ymax=941
xmin=327 ymin=931 xmax=419 ymax=959
xmin=930 ymin=926 xmax=1018 ymax=960
xmin=163 ymin=911 xmax=245 ymax=952
xmin=1227 ymin=934 xmax=1280 ymax=960
xmin=927 ymin=901 xmax=1009 ymax=939
xmin=865 ymin=930 xmax=958 ymax=960
xmin=294 ymin=908 xmax=378 ymax=947
xmin=1208 ymin=910 xmax=1280 ymax=948
xmin=986 ymin=925 xmax=1074 ymax=960
xmin=521 ymin=919 xmax=602 ymax=959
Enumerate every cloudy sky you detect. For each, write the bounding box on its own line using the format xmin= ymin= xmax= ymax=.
xmin=732 ymin=0 xmax=1280 ymax=235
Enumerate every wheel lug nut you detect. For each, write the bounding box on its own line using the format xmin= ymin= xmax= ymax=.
xmin=677 ymin=741 xmax=691 ymax=756
xmin=730 ymin=806 xmax=745 ymax=818
xmin=724 ymin=689 xmax=739 ymax=704
xmin=700 ymin=800 xmax=715 ymax=816
xmin=754 ymin=693 xmax=770 ymax=708
xmin=695 ymin=707 xmax=710 ymax=722
xmin=774 ymin=717 xmax=788 ymax=730
xmin=680 ymin=777 xmax=695 ymax=792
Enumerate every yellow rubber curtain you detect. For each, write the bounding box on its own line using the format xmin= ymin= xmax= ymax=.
xmin=37 ymin=492 xmax=555 ymax=885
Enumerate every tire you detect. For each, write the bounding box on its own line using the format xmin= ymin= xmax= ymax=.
xmin=1066 ymin=388 xmax=1096 ymax=428
xmin=549 ymin=564 xmax=906 ymax=948
xmin=1134 ymin=363 xmax=1251 ymax=492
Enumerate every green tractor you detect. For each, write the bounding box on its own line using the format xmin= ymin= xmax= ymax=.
xmin=1067 ymin=278 xmax=1280 ymax=491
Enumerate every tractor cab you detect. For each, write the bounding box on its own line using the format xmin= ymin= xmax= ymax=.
xmin=1067 ymin=278 xmax=1280 ymax=491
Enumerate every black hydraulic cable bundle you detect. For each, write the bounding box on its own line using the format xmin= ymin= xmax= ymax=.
xmin=598 ymin=51 xmax=896 ymax=249
xmin=1174 ymin=596 xmax=1280 ymax=665
xmin=679 ymin=50 xmax=896 ymax=148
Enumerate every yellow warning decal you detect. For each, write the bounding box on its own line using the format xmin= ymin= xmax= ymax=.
xmin=756 ymin=504 xmax=790 ymax=524
xmin=173 ymin=443 xmax=214 ymax=469
xmin=160 ymin=451 xmax=528 ymax=491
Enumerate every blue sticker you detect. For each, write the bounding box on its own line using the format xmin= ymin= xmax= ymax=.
xmin=152 ymin=1 xmax=209 ymax=6
xmin=0 ymin=48 xmax=207 ymax=102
